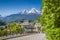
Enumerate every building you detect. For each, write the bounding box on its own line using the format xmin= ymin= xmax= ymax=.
xmin=34 ymin=22 xmax=45 ymax=33
xmin=18 ymin=19 xmax=36 ymax=32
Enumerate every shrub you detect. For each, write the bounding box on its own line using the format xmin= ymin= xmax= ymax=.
xmin=37 ymin=0 xmax=60 ymax=40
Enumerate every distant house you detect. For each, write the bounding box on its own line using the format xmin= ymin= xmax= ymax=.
xmin=18 ymin=19 xmax=36 ymax=32
xmin=34 ymin=22 xmax=41 ymax=32
xmin=34 ymin=22 xmax=45 ymax=33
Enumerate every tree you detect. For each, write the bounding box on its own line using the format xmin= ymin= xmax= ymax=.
xmin=9 ymin=22 xmax=17 ymax=34
xmin=0 ymin=27 xmax=5 ymax=37
xmin=9 ymin=22 xmax=24 ymax=34
xmin=0 ymin=20 xmax=6 ymax=26
xmin=38 ymin=0 xmax=60 ymax=40
xmin=0 ymin=30 xmax=3 ymax=37
xmin=3 ymin=29 xmax=8 ymax=36
xmin=16 ymin=25 xmax=24 ymax=34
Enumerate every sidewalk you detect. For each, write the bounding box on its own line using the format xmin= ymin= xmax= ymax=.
xmin=7 ymin=33 xmax=46 ymax=40
xmin=0 ymin=33 xmax=38 ymax=40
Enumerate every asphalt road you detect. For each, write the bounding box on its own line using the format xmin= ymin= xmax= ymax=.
xmin=7 ymin=33 xmax=46 ymax=40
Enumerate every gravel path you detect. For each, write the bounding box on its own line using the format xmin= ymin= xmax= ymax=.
xmin=7 ymin=33 xmax=46 ymax=40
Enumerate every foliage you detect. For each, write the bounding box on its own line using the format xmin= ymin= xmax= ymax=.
xmin=0 ymin=22 xmax=24 ymax=37
xmin=9 ymin=22 xmax=17 ymax=34
xmin=2 ymin=29 xmax=8 ymax=36
xmin=0 ymin=20 xmax=6 ymax=26
xmin=16 ymin=25 xmax=24 ymax=34
xmin=0 ymin=27 xmax=5 ymax=30
xmin=9 ymin=22 xmax=24 ymax=34
xmin=0 ymin=27 xmax=8 ymax=36
xmin=37 ymin=0 xmax=60 ymax=40
xmin=46 ymin=28 xmax=60 ymax=40
xmin=0 ymin=30 xmax=3 ymax=37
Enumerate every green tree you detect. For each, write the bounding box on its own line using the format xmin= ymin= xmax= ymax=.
xmin=0 ymin=20 xmax=6 ymax=26
xmin=9 ymin=22 xmax=24 ymax=34
xmin=37 ymin=0 xmax=60 ymax=40
xmin=0 ymin=27 xmax=5 ymax=37
xmin=3 ymin=29 xmax=8 ymax=36
xmin=9 ymin=22 xmax=17 ymax=34
xmin=0 ymin=30 xmax=3 ymax=37
xmin=16 ymin=25 xmax=24 ymax=34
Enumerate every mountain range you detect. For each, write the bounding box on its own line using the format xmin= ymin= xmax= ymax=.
xmin=0 ymin=8 xmax=41 ymax=23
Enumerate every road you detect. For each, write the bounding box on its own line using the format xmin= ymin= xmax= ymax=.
xmin=7 ymin=33 xmax=46 ymax=40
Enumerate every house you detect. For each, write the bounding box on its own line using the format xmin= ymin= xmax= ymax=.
xmin=34 ymin=22 xmax=45 ymax=33
xmin=18 ymin=19 xmax=36 ymax=32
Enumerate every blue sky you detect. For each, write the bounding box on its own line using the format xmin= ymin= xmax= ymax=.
xmin=0 ymin=0 xmax=42 ymax=16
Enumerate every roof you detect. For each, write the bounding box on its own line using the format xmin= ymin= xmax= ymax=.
xmin=25 ymin=26 xmax=35 ymax=29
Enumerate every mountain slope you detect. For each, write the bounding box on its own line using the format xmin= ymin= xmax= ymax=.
xmin=2 ymin=8 xmax=41 ymax=23
xmin=3 ymin=13 xmax=41 ymax=23
xmin=0 ymin=15 xmax=3 ymax=20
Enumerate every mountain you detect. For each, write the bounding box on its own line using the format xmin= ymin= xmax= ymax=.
xmin=21 ymin=9 xmax=28 ymax=14
xmin=29 ymin=8 xmax=40 ymax=14
xmin=0 ymin=15 xmax=3 ymax=20
xmin=1 ymin=8 xmax=41 ymax=23
xmin=0 ymin=15 xmax=1 ymax=18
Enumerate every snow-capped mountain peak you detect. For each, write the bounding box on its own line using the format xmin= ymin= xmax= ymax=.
xmin=22 ymin=9 xmax=28 ymax=14
xmin=29 ymin=8 xmax=40 ymax=14
xmin=20 ymin=8 xmax=41 ymax=14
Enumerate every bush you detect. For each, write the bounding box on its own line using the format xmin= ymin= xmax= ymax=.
xmin=0 ymin=20 xmax=6 ymax=26
xmin=0 ymin=22 xmax=25 ymax=37
xmin=9 ymin=22 xmax=24 ymax=34
xmin=0 ymin=30 xmax=3 ymax=37
xmin=2 ymin=29 xmax=8 ymax=36
xmin=46 ymin=28 xmax=60 ymax=40
xmin=37 ymin=0 xmax=60 ymax=40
